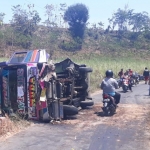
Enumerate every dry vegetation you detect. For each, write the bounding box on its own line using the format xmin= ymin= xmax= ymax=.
xmin=0 ymin=114 xmax=32 ymax=140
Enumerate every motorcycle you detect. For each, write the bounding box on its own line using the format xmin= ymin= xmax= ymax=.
xmin=131 ymin=72 xmax=140 ymax=85
xmin=117 ymin=78 xmax=123 ymax=88
xmin=130 ymin=77 xmax=135 ymax=86
xmin=134 ymin=75 xmax=139 ymax=84
xmin=102 ymin=93 xmax=116 ymax=116
xmin=122 ymin=77 xmax=129 ymax=92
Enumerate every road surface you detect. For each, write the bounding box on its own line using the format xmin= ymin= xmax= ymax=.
xmin=0 ymin=82 xmax=150 ymax=150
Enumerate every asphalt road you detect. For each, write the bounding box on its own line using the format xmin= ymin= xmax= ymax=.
xmin=0 ymin=82 xmax=150 ymax=150
xmin=89 ymin=82 xmax=150 ymax=150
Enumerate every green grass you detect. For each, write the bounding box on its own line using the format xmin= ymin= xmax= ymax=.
xmin=53 ymin=53 xmax=150 ymax=92
xmin=0 ymin=57 xmax=8 ymax=62
xmin=77 ymin=57 xmax=148 ymax=91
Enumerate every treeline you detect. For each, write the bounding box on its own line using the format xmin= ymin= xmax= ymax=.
xmin=0 ymin=4 xmax=150 ymax=53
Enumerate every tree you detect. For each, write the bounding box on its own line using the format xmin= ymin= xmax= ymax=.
xmin=64 ymin=3 xmax=89 ymax=39
xmin=0 ymin=13 xmax=5 ymax=25
xmin=108 ymin=5 xmax=133 ymax=31
xmin=44 ymin=4 xmax=57 ymax=28
xmin=10 ymin=4 xmax=41 ymax=48
xmin=44 ymin=3 xmax=67 ymax=28
xmin=129 ymin=12 xmax=150 ymax=32
xmin=11 ymin=5 xmax=41 ymax=36
xmin=59 ymin=3 xmax=67 ymax=27
xmin=59 ymin=3 xmax=67 ymax=12
xmin=98 ymin=22 xmax=104 ymax=30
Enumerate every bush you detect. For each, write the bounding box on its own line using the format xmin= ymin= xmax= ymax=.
xmin=7 ymin=32 xmax=32 ymax=49
xmin=59 ymin=40 xmax=82 ymax=51
xmin=144 ymin=31 xmax=150 ymax=40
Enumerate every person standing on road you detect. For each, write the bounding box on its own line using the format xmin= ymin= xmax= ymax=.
xmin=100 ymin=70 xmax=121 ymax=105
xmin=118 ymin=69 xmax=124 ymax=78
xmin=143 ymin=67 xmax=149 ymax=84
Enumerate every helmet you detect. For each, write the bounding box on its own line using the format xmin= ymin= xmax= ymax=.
xmin=106 ymin=70 xmax=113 ymax=77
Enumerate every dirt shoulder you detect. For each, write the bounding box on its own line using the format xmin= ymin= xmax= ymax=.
xmin=0 ymin=116 xmax=32 ymax=141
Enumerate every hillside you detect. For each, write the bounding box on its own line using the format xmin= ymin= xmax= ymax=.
xmin=1 ymin=24 xmax=150 ymax=60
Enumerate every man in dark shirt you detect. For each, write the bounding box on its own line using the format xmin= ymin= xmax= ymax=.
xmin=118 ymin=69 xmax=123 ymax=78
xmin=143 ymin=67 xmax=149 ymax=84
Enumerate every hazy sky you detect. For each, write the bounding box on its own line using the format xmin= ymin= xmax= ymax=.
xmin=1 ymin=0 xmax=150 ymax=28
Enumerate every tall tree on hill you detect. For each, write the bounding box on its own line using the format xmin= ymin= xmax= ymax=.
xmin=108 ymin=6 xmax=133 ymax=31
xmin=11 ymin=4 xmax=41 ymax=48
xmin=0 ymin=13 xmax=5 ymax=25
xmin=129 ymin=11 xmax=150 ymax=32
xmin=11 ymin=4 xmax=41 ymax=36
xmin=59 ymin=3 xmax=67 ymax=28
xmin=64 ymin=3 xmax=89 ymax=40
xmin=44 ymin=4 xmax=57 ymax=28
xmin=109 ymin=5 xmax=150 ymax=33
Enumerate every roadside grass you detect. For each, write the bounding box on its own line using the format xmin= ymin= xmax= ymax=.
xmin=75 ymin=57 xmax=148 ymax=92
xmin=0 ymin=114 xmax=31 ymax=139
xmin=0 ymin=57 xmax=8 ymax=62
xmin=53 ymin=52 xmax=150 ymax=92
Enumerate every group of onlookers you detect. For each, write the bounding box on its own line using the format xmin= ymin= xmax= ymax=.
xmin=118 ymin=68 xmax=134 ymax=78
xmin=118 ymin=67 xmax=150 ymax=84
xmin=118 ymin=68 xmax=134 ymax=92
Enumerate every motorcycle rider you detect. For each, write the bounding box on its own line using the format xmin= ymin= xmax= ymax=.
xmin=143 ymin=67 xmax=149 ymax=84
xmin=128 ymin=68 xmax=135 ymax=86
xmin=133 ymin=71 xmax=139 ymax=84
xmin=123 ymin=72 xmax=133 ymax=92
xmin=118 ymin=69 xmax=124 ymax=78
xmin=100 ymin=70 xmax=121 ymax=106
xmin=128 ymin=69 xmax=133 ymax=77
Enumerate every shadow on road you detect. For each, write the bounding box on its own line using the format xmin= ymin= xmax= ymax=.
xmin=143 ymin=94 xmax=150 ymax=96
xmin=63 ymin=115 xmax=77 ymax=120
xmin=94 ymin=111 xmax=115 ymax=117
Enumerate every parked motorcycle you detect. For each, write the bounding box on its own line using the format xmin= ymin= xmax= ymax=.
xmin=102 ymin=94 xmax=116 ymax=116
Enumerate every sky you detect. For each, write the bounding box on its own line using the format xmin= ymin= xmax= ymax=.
xmin=1 ymin=0 xmax=150 ymax=28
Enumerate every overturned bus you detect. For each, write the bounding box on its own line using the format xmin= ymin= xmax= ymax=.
xmin=0 ymin=50 xmax=93 ymax=122
xmin=55 ymin=58 xmax=93 ymax=111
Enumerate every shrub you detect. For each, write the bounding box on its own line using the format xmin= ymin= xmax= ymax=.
xmin=59 ymin=40 xmax=82 ymax=51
